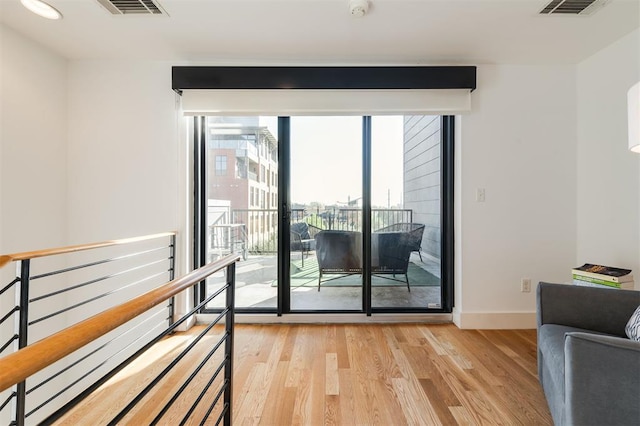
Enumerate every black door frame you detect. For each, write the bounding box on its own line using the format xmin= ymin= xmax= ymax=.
xmin=194 ymin=114 xmax=454 ymax=315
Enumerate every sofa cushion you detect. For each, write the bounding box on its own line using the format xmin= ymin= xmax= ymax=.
xmin=625 ymin=305 xmax=640 ymax=341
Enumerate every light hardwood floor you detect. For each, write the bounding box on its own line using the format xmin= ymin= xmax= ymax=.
xmin=56 ymin=324 xmax=552 ymax=425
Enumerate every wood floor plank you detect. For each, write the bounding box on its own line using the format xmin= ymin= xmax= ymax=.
xmin=325 ymin=353 xmax=339 ymax=396
xmin=308 ymin=326 xmax=328 ymax=424
xmin=256 ymin=361 xmax=296 ymax=426
xmin=337 ymin=369 xmax=362 ymax=425
xmin=56 ymin=323 xmax=552 ymax=426
xmin=418 ymin=378 xmax=460 ymax=425
xmin=324 ymin=394 xmax=340 ymax=426
xmin=335 ymin=326 xmax=350 ymax=369
xmin=278 ymin=324 xmax=298 ymax=362
xmin=392 ymin=376 xmax=441 ymax=425
xmin=449 ymin=405 xmax=476 ymax=425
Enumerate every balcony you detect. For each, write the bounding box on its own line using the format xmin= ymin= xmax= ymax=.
xmin=205 ymin=208 xmax=441 ymax=311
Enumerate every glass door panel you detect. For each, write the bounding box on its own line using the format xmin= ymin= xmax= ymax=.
xmin=204 ymin=116 xmax=279 ymax=310
xmin=289 ymin=117 xmax=363 ymax=311
xmin=370 ymin=116 xmax=442 ymax=309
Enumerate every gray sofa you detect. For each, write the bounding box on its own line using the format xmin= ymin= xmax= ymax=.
xmin=537 ymin=282 xmax=640 ymax=425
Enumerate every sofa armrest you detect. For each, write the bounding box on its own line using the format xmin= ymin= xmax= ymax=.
xmin=564 ymin=332 xmax=640 ymax=426
xmin=537 ymin=282 xmax=640 ymax=337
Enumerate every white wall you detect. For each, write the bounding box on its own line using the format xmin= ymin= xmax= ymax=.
xmin=0 ymin=25 xmax=68 ymax=253
xmin=66 ymin=60 xmax=180 ymax=243
xmin=576 ymin=28 xmax=640 ymax=284
xmin=0 ymin=23 xmax=70 ymax=343
xmin=66 ymin=59 xmax=193 ymax=324
xmin=0 ymin=24 xmax=69 ymax=424
xmin=455 ymin=64 xmax=578 ymax=329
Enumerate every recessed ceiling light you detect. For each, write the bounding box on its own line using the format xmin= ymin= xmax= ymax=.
xmin=21 ymin=0 xmax=62 ymax=20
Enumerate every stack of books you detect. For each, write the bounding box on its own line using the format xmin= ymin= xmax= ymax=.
xmin=572 ymin=263 xmax=634 ymax=290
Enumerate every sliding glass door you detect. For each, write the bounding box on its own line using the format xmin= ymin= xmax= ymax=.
xmin=370 ymin=116 xmax=442 ymax=309
xmin=195 ymin=115 xmax=451 ymax=314
xmin=288 ymin=117 xmax=363 ymax=311
xmin=198 ymin=116 xmax=279 ymax=311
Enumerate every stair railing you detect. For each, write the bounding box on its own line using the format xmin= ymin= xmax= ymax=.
xmin=0 ymin=233 xmax=238 ymax=425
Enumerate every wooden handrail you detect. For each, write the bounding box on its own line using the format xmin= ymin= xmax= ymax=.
xmin=0 ymin=254 xmax=240 ymax=392
xmin=0 ymin=232 xmax=176 ymax=269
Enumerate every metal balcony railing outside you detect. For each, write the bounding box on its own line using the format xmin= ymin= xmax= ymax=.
xmin=217 ymin=208 xmax=412 ymax=255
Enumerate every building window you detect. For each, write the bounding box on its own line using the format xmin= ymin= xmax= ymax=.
xmin=260 ymin=165 xmax=266 ymax=183
xmin=215 ymin=155 xmax=227 ymax=176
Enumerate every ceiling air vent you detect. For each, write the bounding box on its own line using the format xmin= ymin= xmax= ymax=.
xmin=539 ymin=0 xmax=609 ymax=15
xmin=96 ymin=0 xmax=166 ymax=15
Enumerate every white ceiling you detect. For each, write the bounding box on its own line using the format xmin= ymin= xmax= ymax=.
xmin=0 ymin=0 xmax=639 ymax=64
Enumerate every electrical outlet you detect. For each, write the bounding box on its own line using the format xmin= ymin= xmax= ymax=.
xmin=521 ymin=278 xmax=531 ymax=293
xmin=476 ymin=188 xmax=486 ymax=202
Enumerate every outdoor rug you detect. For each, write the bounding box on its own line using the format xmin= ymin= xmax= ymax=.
xmin=273 ymin=257 xmax=441 ymax=288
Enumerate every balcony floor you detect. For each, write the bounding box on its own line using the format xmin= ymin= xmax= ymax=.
xmin=207 ymin=252 xmax=442 ymax=311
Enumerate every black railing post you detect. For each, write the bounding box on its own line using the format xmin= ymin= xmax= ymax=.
xmin=14 ymin=260 xmax=30 ymax=426
xmin=168 ymin=234 xmax=176 ymax=327
xmin=223 ymin=263 xmax=235 ymax=425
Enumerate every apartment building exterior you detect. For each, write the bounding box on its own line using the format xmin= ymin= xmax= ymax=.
xmin=206 ymin=117 xmax=278 ymax=254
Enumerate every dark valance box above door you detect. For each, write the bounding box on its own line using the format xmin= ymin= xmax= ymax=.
xmin=172 ymin=66 xmax=477 ymax=116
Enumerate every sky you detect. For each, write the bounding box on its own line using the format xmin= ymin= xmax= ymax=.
xmin=261 ymin=116 xmax=404 ymax=208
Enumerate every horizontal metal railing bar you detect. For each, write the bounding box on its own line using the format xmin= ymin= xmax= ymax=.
xmin=0 ymin=278 xmax=19 ymax=297
xmin=0 ymin=391 xmax=15 ymax=412
xmin=109 ymin=307 xmax=230 ymax=424
xmin=41 ymin=273 xmax=234 ymax=424
xmin=216 ymin=403 xmax=230 ymax=426
xmin=151 ymin=330 xmax=230 ymax=425
xmin=0 ymin=232 xmax=176 ymax=269
xmin=180 ymin=354 xmax=229 ymax=425
xmin=0 ymin=307 xmax=18 ymax=327
xmin=0 ymin=254 xmax=239 ymax=392
xmin=25 ymin=309 xmax=171 ymax=418
xmin=30 ymin=246 xmax=172 ymax=281
xmin=0 ymin=335 xmax=18 ymax=355
xmin=30 ymin=258 xmax=170 ymax=303
xmin=207 ymin=387 xmax=229 ymax=426
xmin=29 ymin=270 xmax=169 ymax=325
xmin=26 ymin=308 xmax=168 ymax=396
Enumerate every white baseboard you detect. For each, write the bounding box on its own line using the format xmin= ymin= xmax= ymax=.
xmin=453 ymin=308 xmax=537 ymax=329
xmin=197 ymin=313 xmax=452 ymax=324
xmin=191 ymin=311 xmax=535 ymax=329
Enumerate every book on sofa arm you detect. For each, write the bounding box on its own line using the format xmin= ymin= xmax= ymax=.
xmin=572 ymin=263 xmax=633 ymax=283
xmin=572 ymin=277 xmax=635 ymax=290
